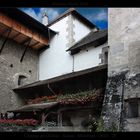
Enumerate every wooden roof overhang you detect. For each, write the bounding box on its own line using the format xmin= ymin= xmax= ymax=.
xmin=0 ymin=12 xmax=49 ymax=50
xmin=7 ymin=102 xmax=58 ymax=112
xmin=13 ymin=64 xmax=107 ymax=94
xmin=7 ymin=102 xmax=101 ymax=113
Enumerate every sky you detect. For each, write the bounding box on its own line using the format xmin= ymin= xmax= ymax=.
xmin=20 ymin=8 xmax=108 ymax=29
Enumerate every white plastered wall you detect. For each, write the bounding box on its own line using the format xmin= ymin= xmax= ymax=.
xmin=39 ymin=13 xmax=103 ymax=80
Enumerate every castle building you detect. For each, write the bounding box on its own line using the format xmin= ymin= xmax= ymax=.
xmin=5 ymin=8 xmax=140 ymax=132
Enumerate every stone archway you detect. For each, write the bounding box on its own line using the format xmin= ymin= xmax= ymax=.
xmin=13 ymin=72 xmax=30 ymax=87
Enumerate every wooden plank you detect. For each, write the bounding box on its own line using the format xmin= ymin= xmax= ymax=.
xmin=21 ymin=38 xmax=31 ymax=45
xmin=30 ymin=42 xmax=39 ymax=48
xmin=14 ymin=34 xmax=28 ymax=43
xmin=0 ymin=13 xmax=49 ymax=48
xmin=29 ymin=40 xmax=37 ymax=46
xmin=32 ymin=43 xmax=44 ymax=49
xmin=11 ymin=32 xmax=21 ymax=39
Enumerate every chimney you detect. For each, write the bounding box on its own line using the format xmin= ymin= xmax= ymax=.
xmin=42 ymin=10 xmax=48 ymax=26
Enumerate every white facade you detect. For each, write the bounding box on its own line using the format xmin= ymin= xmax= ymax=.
xmin=39 ymin=16 xmax=73 ymax=80
xmin=39 ymin=13 xmax=105 ymax=80
xmin=73 ymin=15 xmax=93 ymax=43
xmin=74 ymin=43 xmax=107 ymax=72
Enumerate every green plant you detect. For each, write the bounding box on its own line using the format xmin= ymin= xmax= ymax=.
xmin=95 ymin=117 xmax=105 ymax=132
xmin=57 ymin=89 xmax=103 ymax=105
xmin=26 ymin=89 xmax=103 ymax=105
xmin=88 ymin=120 xmax=98 ymax=132
xmin=95 ymin=118 xmax=118 ymax=132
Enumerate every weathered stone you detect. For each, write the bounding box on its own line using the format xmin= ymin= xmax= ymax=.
xmin=0 ymin=37 xmax=38 ymax=113
xmin=101 ymin=72 xmax=126 ymax=131
xmin=111 ymin=95 xmax=120 ymax=103
xmin=102 ymin=8 xmax=140 ymax=132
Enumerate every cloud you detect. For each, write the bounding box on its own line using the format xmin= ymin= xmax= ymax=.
xmin=95 ymin=10 xmax=108 ymax=21
xmin=86 ymin=9 xmax=108 ymax=22
xmin=22 ymin=8 xmax=41 ymax=22
xmin=21 ymin=8 xmax=107 ymax=29
xmin=40 ymin=8 xmax=60 ymax=21
xmin=22 ymin=8 xmax=60 ymax=24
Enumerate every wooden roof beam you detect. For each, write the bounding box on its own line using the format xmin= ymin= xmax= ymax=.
xmin=30 ymin=42 xmax=39 ymax=48
xmin=0 ymin=27 xmax=10 ymax=38
xmin=0 ymin=13 xmax=49 ymax=47
xmin=11 ymin=32 xmax=21 ymax=39
xmin=21 ymin=38 xmax=31 ymax=45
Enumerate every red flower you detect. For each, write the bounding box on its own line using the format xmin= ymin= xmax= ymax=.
xmin=0 ymin=119 xmax=38 ymax=126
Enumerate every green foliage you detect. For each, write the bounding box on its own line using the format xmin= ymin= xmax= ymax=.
xmin=0 ymin=123 xmax=35 ymax=132
xmin=0 ymin=123 xmax=17 ymax=127
xmin=95 ymin=117 xmax=118 ymax=132
xmin=88 ymin=120 xmax=98 ymax=132
xmin=57 ymin=89 xmax=102 ymax=99
xmin=95 ymin=117 xmax=105 ymax=132
xmin=27 ymin=89 xmax=103 ymax=105
xmin=57 ymin=89 xmax=103 ymax=105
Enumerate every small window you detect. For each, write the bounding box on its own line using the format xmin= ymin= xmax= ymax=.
xmin=127 ymin=99 xmax=139 ymax=118
xmin=104 ymin=52 xmax=108 ymax=64
xmin=18 ymin=75 xmax=27 ymax=86
xmin=101 ymin=46 xmax=109 ymax=64
xmin=128 ymin=102 xmax=138 ymax=118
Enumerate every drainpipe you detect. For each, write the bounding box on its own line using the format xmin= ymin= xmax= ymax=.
xmin=72 ymin=55 xmax=74 ymax=72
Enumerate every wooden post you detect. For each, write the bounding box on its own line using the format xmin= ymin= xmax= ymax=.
xmin=41 ymin=112 xmax=48 ymax=126
xmin=58 ymin=112 xmax=62 ymax=127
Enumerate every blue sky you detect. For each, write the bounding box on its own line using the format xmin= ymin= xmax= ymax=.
xmin=20 ymin=8 xmax=108 ymax=29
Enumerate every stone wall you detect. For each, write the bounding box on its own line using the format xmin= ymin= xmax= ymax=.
xmin=0 ymin=37 xmax=38 ymax=113
xmin=108 ymin=8 xmax=140 ymax=75
xmin=102 ymin=8 xmax=140 ymax=131
xmin=102 ymin=72 xmax=126 ymax=131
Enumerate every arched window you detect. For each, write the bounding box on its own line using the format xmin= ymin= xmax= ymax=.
xmin=18 ymin=75 xmax=27 ymax=86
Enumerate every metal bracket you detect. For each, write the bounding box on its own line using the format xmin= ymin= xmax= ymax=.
xmin=0 ymin=28 xmax=12 ymax=54
xmin=20 ymin=38 xmax=32 ymax=62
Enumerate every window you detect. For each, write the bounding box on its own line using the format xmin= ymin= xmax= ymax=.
xmin=18 ymin=75 xmax=27 ymax=86
xmin=127 ymin=99 xmax=140 ymax=118
xmin=104 ymin=52 xmax=108 ymax=64
xmin=100 ymin=46 xmax=109 ymax=64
